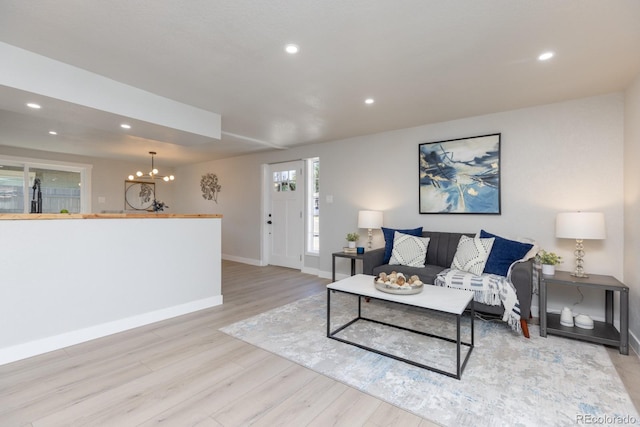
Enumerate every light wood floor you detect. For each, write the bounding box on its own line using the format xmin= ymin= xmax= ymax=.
xmin=1 ymin=261 xmax=638 ymax=426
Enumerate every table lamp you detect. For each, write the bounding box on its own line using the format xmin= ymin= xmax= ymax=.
xmin=555 ymin=212 xmax=606 ymax=278
xmin=358 ymin=210 xmax=383 ymax=249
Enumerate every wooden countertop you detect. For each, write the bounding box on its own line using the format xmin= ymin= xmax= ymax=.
xmin=0 ymin=213 xmax=222 ymax=220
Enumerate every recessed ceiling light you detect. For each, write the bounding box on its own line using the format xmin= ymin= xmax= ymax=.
xmin=120 ymin=123 xmax=131 ymax=129
xmin=538 ymin=51 xmax=554 ymax=61
xmin=48 ymin=131 xmax=57 ymax=135
xmin=365 ymin=98 xmax=375 ymax=105
xmin=27 ymin=103 xmax=41 ymax=109
xmin=285 ymin=44 xmax=299 ymax=54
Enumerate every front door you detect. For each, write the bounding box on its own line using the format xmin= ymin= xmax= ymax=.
xmin=267 ymin=161 xmax=303 ymax=269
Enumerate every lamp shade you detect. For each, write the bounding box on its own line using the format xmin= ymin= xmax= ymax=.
xmin=556 ymin=212 xmax=606 ymax=240
xmin=358 ymin=210 xmax=383 ymax=229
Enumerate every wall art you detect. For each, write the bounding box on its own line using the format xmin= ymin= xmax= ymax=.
xmin=201 ymin=173 xmax=221 ymax=203
xmin=124 ymin=180 xmax=155 ymax=210
xmin=418 ymin=133 xmax=501 ymax=214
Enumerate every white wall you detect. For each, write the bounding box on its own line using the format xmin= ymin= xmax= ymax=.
xmin=0 ymin=216 xmax=222 ymax=365
xmin=176 ymin=93 xmax=625 ymax=320
xmin=624 ymin=73 xmax=640 ymax=354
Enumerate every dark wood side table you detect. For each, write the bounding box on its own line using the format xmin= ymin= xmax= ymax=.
xmin=539 ymin=270 xmax=629 ymax=355
xmin=332 ymin=251 xmax=365 ymax=282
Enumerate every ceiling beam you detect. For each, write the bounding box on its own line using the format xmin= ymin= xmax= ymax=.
xmin=0 ymin=42 xmax=221 ymax=140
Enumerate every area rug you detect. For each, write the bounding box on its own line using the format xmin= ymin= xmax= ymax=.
xmin=220 ymin=292 xmax=638 ymax=427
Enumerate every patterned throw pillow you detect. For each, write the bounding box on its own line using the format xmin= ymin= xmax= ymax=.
xmin=389 ymin=232 xmax=430 ymax=267
xmin=451 ymin=235 xmax=495 ymax=275
xmin=381 ymin=227 xmax=423 ymax=264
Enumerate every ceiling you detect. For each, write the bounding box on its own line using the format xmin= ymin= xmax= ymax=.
xmin=1 ymin=0 xmax=639 ymax=167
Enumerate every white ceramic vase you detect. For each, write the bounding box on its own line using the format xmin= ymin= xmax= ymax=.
xmin=542 ymin=264 xmax=555 ymax=275
xmin=348 ymin=241 xmax=356 ymax=249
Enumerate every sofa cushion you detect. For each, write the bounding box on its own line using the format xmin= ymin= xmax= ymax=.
xmin=451 ymin=235 xmax=495 ymax=275
xmin=422 ymin=231 xmax=469 ymax=267
xmin=382 ymin=226 xmax=423 ymax=263
xmin=389 ymin=232 xmax=430 ymax=267
xmin=480 ymin=230 xmax=534 ymax=277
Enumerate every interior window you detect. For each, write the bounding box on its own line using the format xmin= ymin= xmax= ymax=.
xmin=28 ymin=168 xmax=81 ymax=213
xmin=0 ymin=165 xmax=26 ymax=213
xmin=0 ymin=157 xmax=91 ymax=213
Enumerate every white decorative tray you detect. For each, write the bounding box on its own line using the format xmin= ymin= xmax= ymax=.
xmin=373 ymin=277 xmax=424 ymax=295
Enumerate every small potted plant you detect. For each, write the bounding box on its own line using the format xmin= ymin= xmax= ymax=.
xmin=152 ymin=199 xmax=169 ymax=212
xmin=346 ymin=232 xmax=359 ymax=249
xmin=538 ymin=250 xmax=562 ymax=275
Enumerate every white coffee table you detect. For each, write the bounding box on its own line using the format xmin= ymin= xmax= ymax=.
xmin=327 ymin=274 xmax=474 ymax=379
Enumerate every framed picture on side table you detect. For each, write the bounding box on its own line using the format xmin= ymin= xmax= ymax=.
xmin=418 ymin=133 xmax=501 ymax=214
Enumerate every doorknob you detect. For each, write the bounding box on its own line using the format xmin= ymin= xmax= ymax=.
xmin=267 ymin=220 xmax=272 ymax=224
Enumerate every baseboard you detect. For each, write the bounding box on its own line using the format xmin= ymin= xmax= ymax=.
xmin=222 ymin=254 xmax=263 ymax=266
xmin=318 ymin=270 xmax=332 ymax=280
xmin=629 ymin=330 xmax=640 ymax=357
xmin=318 ymin=270 xmax=351 ymax=281
xmin=301 ymin=266 xmax=320 ymax=276
xmin=0 ymin=296 xmax=223 ymax=366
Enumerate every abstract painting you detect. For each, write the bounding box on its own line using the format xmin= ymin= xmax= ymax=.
xmin=419 ymin=133 xmax=501 ymax=214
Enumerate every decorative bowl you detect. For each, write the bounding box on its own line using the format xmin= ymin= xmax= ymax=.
xmin=373 ymin=276 xmax=424 ymax=295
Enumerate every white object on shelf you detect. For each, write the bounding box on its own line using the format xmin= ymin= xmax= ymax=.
xmin=560 ymin=307 xmax=574 ymax=327
xmin=575 ymin=314 xmax=595 ymax=329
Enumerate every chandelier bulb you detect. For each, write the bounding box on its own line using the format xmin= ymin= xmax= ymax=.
xmin=127 ymin=152 xmax=174 ymax=182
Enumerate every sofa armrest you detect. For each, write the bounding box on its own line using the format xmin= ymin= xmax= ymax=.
xmin=361 ymin=248 xmax=385 ymax=275
xmin=511 ymin=259 xmax=534 ymax=319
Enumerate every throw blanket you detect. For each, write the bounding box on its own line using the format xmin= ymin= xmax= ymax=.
xmin=434 ymin=268 xmax=522 ymax=333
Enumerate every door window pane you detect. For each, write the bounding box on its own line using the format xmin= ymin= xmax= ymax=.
xmin=273 ymin=170 xmax=297 ymax=192
xmin=306 ymin=158 xmax=319 ymax=254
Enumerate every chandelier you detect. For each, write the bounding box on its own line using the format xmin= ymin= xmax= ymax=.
xmin=128 ymin=151 xmax=175 ymax=182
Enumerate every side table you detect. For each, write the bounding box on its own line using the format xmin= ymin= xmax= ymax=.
xmin=332 ymin=251 xmax=365 ymax=282
xmin=539 ymin=270 xmax=629 ymax=355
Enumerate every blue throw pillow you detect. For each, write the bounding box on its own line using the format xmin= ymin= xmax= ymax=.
xmin=382 ymin=227 xmax=423 ymax=264
xmin=480 ymin=230 xmax=533 ymax=277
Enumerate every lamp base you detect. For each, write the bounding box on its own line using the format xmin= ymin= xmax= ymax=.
xmin=571 ymin=239 xmax=588 ymax=279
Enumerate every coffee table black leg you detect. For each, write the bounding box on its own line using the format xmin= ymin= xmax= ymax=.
xmin=327 ymin=287 xmax=474 ymax=379
xmin=471 ymin=300 xmax=475 ymax=347
xmin=326 ymin=289 xmax=331 ymax=337
xmin=456 ymin=314 xmax=461 ymax=379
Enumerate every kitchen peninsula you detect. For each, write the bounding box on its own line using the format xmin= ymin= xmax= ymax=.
xmin=0 ymin=213 xmax=222 ymax=365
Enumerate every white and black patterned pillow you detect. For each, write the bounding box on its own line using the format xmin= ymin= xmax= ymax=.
xmin=389 ymin=231 xmax=430 ymax=267
xmin=451 ymin=235 xmax=495 ymax=275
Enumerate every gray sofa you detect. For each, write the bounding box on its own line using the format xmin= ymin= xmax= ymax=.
xmin=361 ymin=231 xmax=534 ymax=337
